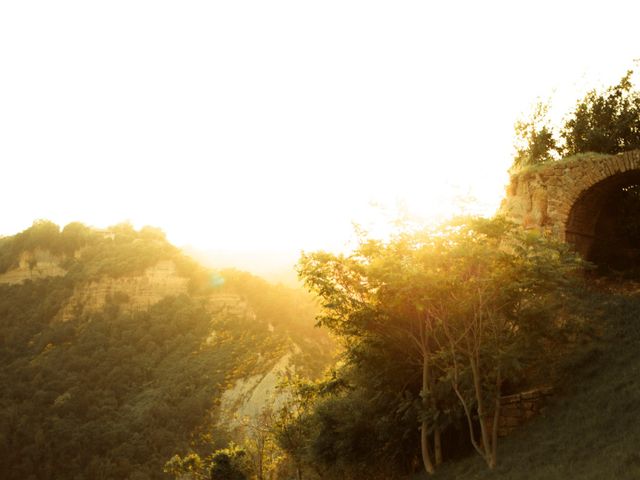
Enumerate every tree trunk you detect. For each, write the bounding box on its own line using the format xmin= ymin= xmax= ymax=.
xmin=488 ymin=367 xmax=502 ymax=470
xmin=434 ymin=426 xmax=443 ymax=466
xmin=421 ymin=421 xmax=435 ymax=475
xmin=421 ymin=354 xmax=435 ymax=475
xmin=470 ymin=355 xmax=494 ymax=468
xmin=257 ymin=444 xmax=264 ymax=480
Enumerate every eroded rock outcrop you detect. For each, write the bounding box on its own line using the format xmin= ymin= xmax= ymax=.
xmin=0 ymin=249 xmax=66 ymax=284
xmin=56 ymin=260 xmax=189 ymax=321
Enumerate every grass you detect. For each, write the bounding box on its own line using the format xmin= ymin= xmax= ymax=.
xmin=511 ymin=151 xmax=612 ymax=176
xmin=412 ymin=288 xmax=640 ymax=480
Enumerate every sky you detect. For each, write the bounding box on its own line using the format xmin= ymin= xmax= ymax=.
xmin=1 ymin=1 xmax=639 ymax=262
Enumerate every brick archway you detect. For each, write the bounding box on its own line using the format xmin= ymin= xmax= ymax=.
xmin=565 ymin=170 xmax=640 ymax=258
xmin=501 ymin=150 xmax=640 ymax=258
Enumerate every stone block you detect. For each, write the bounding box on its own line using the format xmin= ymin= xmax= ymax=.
xmin=501 ymin=405 xmax=522 ymax=417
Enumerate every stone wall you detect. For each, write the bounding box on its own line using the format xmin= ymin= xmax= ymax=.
xmin=491 ymin=386 xmax=554 ymax=437
xmin=501 ymin=150 xmax=640 ymax=257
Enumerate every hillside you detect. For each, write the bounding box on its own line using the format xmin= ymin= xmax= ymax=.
xmin=0 ymin=221 xmax=333 ymax=480
xmin=7 ymin=220 xmax=638 ymax=480
xmin=412 ymin=284 xmax=640 ymax=480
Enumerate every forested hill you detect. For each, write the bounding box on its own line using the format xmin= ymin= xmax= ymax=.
xmin=0 ymin=220 xmax=332 ymax=480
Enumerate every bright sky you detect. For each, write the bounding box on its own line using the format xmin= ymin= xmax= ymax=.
xmin=1 ymin=1 xmax=638 ymax=257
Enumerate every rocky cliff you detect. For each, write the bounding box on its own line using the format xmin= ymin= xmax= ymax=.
xmin=56 ymin=260 xmax=189 ymax=321
xmin=0 ymin=249 xmax=66 ymax=284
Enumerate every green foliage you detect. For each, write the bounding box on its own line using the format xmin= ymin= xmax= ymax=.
xmin=0 ymin=220 xmax=221 ymax=290
xmin=0 ymin=220 xmax=61 ymax=272
xmin=238 ymin=405 xmax=286 ymax=480
xmin=0 ymin=220 xmax=177 ymax=278
xmin=210 ymin=445 xmax=250 ymax=480
xmin=60 ymin=221 xmax=93 ymax=252
xmin=163 ymin=445 xmax=251 ymax=480
xmin=164 ymin=453 xmax=207 ymax=479
xmin=297 ymin=217 xmax=588 ymax=475
xmin=64 ymin=223 xmax=180 ymax=280
xmin=562 ymin=71 xmax=640 ymax=156
xmin=412 ymin=287 xmax=640 ymax=480
xmin=513 ymin=102 xmax=559 ymax=168
xmin=308 ymin=384 xmax=418 ymax=480
xmin=272 ymin=374 xmax=324 ymax=479
xmin=0 ymin=291 xmax=250 ymax=479
xmin=0 ymin=220 xmax=331 ymax=480
xmin=512 ymin=69 xmax=640 ymax=168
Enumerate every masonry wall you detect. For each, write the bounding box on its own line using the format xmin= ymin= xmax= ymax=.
xmin=501 ymin=150 xmax=640 ymax=257
xmin=491 ymin=387 xmax=554 ymax=437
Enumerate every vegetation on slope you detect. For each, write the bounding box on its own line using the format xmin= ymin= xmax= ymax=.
xmin=416 ymin=285 xmax=640 ymax=480
xmin=260 ymin=217 xmax=590 ymax=479
xmin=0 ymin=221 xmax=332 ymax=480
xmin=5 ymin=215 xmax=636 ymax=480
xmin=161 ymin=217 xmax=640 ymax=480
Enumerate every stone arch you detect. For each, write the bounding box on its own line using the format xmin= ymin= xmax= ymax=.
xmin=501 ymin=150 xmax=640 ymax=266
xmin=565 ymin=170 xmax=640 ymax=260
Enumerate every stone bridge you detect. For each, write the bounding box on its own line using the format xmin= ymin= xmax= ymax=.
xmin=500 ymin=149 xmax=640 ymax=266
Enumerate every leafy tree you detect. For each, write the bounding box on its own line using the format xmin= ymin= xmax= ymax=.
xmin=209 ymin=445 xmax=250 ymax=480
xmin=562 ymin=70 xmax=640 ymax=156
xmin=300 ymin=240 xmax=446 ymax=475
xmin=163 ymin=453 xmax=207 ymax=479
xmin=513 ymin=101 xmax=559 ymax=168
xmin=428 ymin=218 xmax=584 ymax=468
xmin=272 ymin=374 xmax=322 ymax=480
xmin=512 ymin=68 xmax=640 ymax=168
xmin=22 ymin=220 xmax=60 ymax=252
xmin=60 ymin=222 xmax=93 ymax=254
xmin=239 ymin=406 xmax=284 ymax=480
xmin=298 ymin=217 xmax=586 ymax=473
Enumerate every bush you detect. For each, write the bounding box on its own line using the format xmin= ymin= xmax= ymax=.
xmin=562 ymin=70 xmax=640 ymax=156
xmin=512 ymin=69 xmax=640 ymax=168
xmin=210 ymin=445 xmax=249 ymax=480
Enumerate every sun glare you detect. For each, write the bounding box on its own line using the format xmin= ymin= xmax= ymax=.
xmin=1 ymin=1 xmax=639 ymax=272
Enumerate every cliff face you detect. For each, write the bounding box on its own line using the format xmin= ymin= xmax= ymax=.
xmin=56 ymin=260 xmax=189 ymax=321
xmin=218 ymin=344 xmax=301 ymax=426
xmin=0 ymin=249 xmax=66 ymax=284
xmin=207 ymin=292 xmax=254 ymax=319
xmin=0 ymin=221 xmax=334 ymax=480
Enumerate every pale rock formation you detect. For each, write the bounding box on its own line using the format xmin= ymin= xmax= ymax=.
xmin=56 ymin=260 xmax=189 ymax=321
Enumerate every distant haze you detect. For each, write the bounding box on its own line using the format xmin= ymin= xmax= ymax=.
xmin=1 ymin=1 xmax=639 ymax=257
xmin=185 ymin=247 xmax=301 ymax=287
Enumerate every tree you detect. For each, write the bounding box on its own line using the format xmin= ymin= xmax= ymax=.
xmin=299 ymin=230 xmax=449 ymax=475
xmin=562 ymin=70 xmax=640 ymax=156
xmin=512 ymin=101 xmax=559 ymax=168
xmin=209 ymin=445 xmax=249 ymax=480
xmin=298 ymin=217 xmax=586 ymax=473
xmin=22 ymin=220 xmax=60 ymax=252
xmin=163 ymin=446 xmax=251 ymax=480
xmin=163 ymin=453 xmax=207 ymax=479
xmin=427 ymin=218 xmax=584 ymax=468
xmin=512 ymin=68 xmax=640 ymax=168
xmin=60 ymin=222 xmax=92 ymax=255
xmin=240 ymin=406 xmax=284 ymax=480
xmin=272 ymin=373 xmax=321 ymax=480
